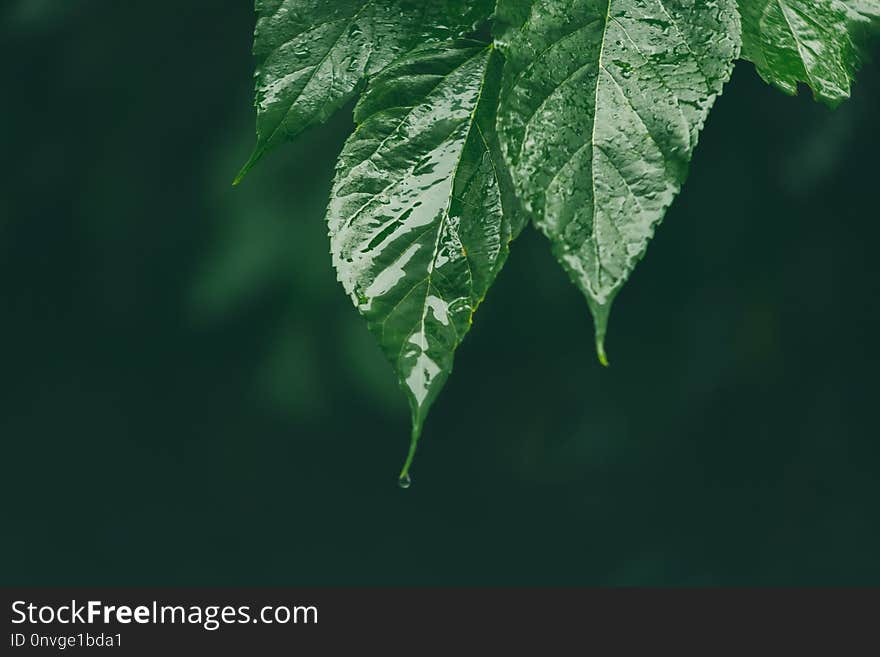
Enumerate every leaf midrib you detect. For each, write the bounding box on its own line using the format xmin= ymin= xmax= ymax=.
xmin=342 ymin=45 xmax=489 ymax=234
xmin=344 ymin=45 xmax=492 ymax=355
xmin=588 ymin=0 xmax=613 ymax=298
xmin=389 ymin=48 xmax=493 ymax=377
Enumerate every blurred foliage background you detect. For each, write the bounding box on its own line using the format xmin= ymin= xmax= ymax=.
xmin=1 ymin=1 xmax=879 ymax=585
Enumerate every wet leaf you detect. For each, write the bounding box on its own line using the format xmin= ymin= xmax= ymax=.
xmin=234 ymin=0 xmax=879 ymax=479
xmin=327 ymin=41 xmax=523 ymax=479
xmin=846 ymin=0 xmax=880 ymax=22
xmin=235 ymin=0 xmax=494 ymax=183
xmin=495 ymin=0 xmax=740 ymax=361
xmin=739 ymin=0 xmax=878 ymax=106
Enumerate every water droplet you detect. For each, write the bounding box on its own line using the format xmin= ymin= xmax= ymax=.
xmin=398 ymin=473 xmax=412 ymax=489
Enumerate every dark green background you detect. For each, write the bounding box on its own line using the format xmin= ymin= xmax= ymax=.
xmin=2 ymin=2 xmax=878 ymax=585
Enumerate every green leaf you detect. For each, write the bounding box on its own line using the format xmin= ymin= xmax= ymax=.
xmin=846 ymin=0 xmax=880 ymax=22
xmin=327 ymin=41 xmax=523 ymax=479
xmin=738 ymin=0 xmax=873 ymax=106
xmin=235 ymin=0 xmax=494 ymax=184
xmin=495 ymin=0 xmax=740 ymax=362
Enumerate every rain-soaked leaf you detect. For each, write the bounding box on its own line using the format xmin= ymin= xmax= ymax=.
xmin=846 ymin=0 xmax=880 ymax=22
xmin=495 ymin=0 xmax=740 ymax=361
xmin=235 ymin=0 xmax=495 ymax=183
xmin=739 ymin=0 xmax=879 ymax=106
xmin=327 ymin=40 xmax=523 ymax=481
xmin=234 ymin=0 xmax=879 ymax=479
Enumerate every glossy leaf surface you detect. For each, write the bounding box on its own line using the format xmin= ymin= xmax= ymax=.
xmin=236 ymin=0 xmax=494 ymax=182
xmin=327 ymin=41 xmax=522 ymax=478
xmin=235 ymin=0 xmax=879 ymax=478
xmin=496 ymin=0 xmax=740 ymax=361
xmin=739 ymin=0 xmax=876 ymax=105
xmin=846 ymin=0 xmax=880 ymax=21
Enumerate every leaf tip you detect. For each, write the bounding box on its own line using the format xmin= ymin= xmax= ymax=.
xmin=589 ymin=297 xmax=614 ymax=368
xmin=596 ymin=338 xmax=610 ymax=368
xmin=232 ymin=166 xmax=250 ymax=187
xmin=398 ymin=416 xmax=422 ymax=488
xmin=233 ymin=146 xmax=264 ymax=187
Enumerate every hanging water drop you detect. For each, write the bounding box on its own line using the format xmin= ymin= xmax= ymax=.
xmin=398 ymin=473 xmax=412 ymax=489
